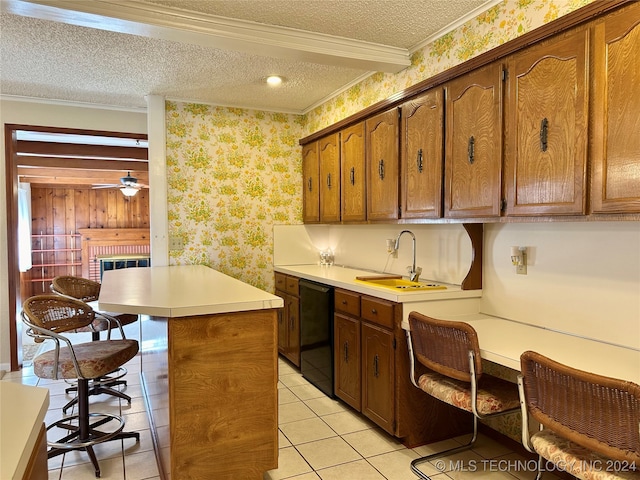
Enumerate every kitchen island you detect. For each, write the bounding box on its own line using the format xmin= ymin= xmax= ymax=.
xmin=99 ymin=265 xmax=283 ymax=480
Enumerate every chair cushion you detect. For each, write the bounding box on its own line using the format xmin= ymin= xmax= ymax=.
xmin=531 ymin=429 xmax=640 ymax=480
xmin=33 ymin=339 xmax=139 ymax=380
xmin=418 ymin=370 xmax=520 ymax=415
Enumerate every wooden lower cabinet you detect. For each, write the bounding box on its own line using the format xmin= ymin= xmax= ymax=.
xmin=275 ymin=273 xmax=300 ymax=366
xmin=333 ymin=288 xmax=471 ymax=446
xmin=361 ymin=321 xmax=395 ymax=433
xmin=23 ymin=423 xmax=48 ymax=480
xmin=334 ymin=313 xmax=361 ymax=410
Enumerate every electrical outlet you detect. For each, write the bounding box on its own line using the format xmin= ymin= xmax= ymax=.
xmin=516 ymin=263 xmax=527 ymax=275
xmin=169 ymin=236 xmax=184 ymax=250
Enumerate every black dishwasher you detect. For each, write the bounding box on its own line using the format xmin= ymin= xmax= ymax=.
xmin=299 ymin=280 xmax=334 ymax=397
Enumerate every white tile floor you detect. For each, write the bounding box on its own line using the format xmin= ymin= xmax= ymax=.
xmin=4 ymin=316 xmax=557 ymax=480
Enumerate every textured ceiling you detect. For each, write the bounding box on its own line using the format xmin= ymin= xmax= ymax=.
xmin=1 ymin=0 xmax=494 ymax=113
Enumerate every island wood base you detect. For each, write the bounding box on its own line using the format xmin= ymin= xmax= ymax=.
xmin=141 ymin=309 xmax=278 ymax=479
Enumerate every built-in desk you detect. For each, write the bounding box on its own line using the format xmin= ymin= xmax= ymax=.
xmin=402 ymin=313 xmax=640 ymax=383
xmin=99 ymin=265 xmax=283 ymax=480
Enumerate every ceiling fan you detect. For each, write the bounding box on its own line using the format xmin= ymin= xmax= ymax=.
xmin=92 ymin=172 xmax=148 ymax=196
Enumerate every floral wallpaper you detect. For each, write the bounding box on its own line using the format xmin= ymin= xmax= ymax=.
xmin=165 ymin=103 xmax=305 ymax=290
xmin=304 ymin=0 xmax=592 ymax=133
xmin=165 ymin=0 xmax=594 ymax=442
xmin=166 ymin=0 xmax=592 ymax=295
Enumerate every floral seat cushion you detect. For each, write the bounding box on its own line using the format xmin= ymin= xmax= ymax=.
xmin=418 ymin=370 xmax=520 ymax=415
xmin=34 ymin=339 xmax=139 ymax=380
xmin=531 ymin=429 xmax=640 ymax=480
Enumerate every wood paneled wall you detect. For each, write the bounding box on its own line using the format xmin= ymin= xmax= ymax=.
xmin=22 ymin=185 xmax=150 ymax=299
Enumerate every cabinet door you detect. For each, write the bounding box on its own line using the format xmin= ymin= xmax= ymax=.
xmin=361 ymin=322 xmax=395 ymax=434
xmin=334 ymin=313 xmax=361 ymax=411
xmin=341 ymin=122 xmax=367 ymax=222
xmin=504 ymin=27 xmax=588 ymax=216
xmin=286 ymin=295 xmax=300 ymax=367
xmin=366 ymin=108 xmax=399 ymax=221
xmin=401 ymin=89 xmax=444 ymax=219
xmin=445 ymin=62 xmax=503 ymax=218
xmin=591 ymin=3 xmax=640 ymax=213
xmin=319 ymin=133 xmax=341 ymax=222
xmin=302 ymin=141 xmax=320 ymax=223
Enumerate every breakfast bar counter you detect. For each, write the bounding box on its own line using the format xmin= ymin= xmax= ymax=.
xmin=99 ymin=265 xmax=283 ymax=480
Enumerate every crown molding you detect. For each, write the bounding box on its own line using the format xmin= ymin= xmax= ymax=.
xmin=409 ymin=0 xmax=503 ymax=53
xmin=4 ymin=0 xmax=412 ymax=73
xmin=0 ymin=94 xmax=148 ymax=113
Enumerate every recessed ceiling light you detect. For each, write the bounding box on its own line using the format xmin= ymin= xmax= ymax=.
xmin=266 ymin=75 xmax=283 ymax=86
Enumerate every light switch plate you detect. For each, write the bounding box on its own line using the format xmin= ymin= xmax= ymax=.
xmin=169 ymin=236 xmax=184 ymax=250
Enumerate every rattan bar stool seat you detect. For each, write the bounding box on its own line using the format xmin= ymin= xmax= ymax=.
xmin=23 ymin=295 xmax=140 ymax=478
xmin=34 ymin=339 xmax=138 ymax=380
xmin=50 ymin=275 xmax=139 ymax=413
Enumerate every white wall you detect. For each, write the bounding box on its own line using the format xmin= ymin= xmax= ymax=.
xmin=274 ymin=221 xmax=640 ymax=350
xmin=0 ymin=98 xmax=148 ymax=371
xmin=481 ymin=222 xmax=640 ymax=349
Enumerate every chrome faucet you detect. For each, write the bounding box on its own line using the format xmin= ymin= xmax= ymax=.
xmin=394 ymin=230 xmax=422 ymax=282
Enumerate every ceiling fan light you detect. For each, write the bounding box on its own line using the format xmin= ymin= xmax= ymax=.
xmin=120 ymin=186 xmax=139 ymax=197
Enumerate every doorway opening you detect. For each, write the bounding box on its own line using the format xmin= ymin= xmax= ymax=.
xmin=5 ymin=124 xmax=149 ymax=369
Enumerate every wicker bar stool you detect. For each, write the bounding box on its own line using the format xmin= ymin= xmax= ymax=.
xmin=50 ymin=275 xmax=138 ymax=413
xmin=407 ymin=312 xmax=521 ymax=480
xmin=518 ymin=350 xmax=640 ymax=480
xmin=22 ymin=295 xmax=140 ymax=478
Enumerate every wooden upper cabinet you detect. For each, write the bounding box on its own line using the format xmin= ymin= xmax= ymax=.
xmin=591 ymin=2 xmax=640 ymax=213
xmin=504 ymin=27 xmax=589 ymax=216
xmin=319 ymin=133 xmax=341 ymax=222
xmin=302 ymin=141 xmax=320 ymax=223
xmin=444 ymin=62 xmax=503 ymax=218
xmin=366 ymin=108 xmax=400 ymax=221
xmin=400 ymin=89 xmax=444 ymax=219
xmin=341 ymin=122 xmax=367 ymax=222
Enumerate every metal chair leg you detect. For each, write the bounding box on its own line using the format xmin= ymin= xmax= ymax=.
xmin=46 ymin=379 xmax=140 ymax=478
xmin=410 ymin=414 xmax=478 ymax=479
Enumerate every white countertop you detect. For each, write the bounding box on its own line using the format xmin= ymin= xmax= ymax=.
xmin=407 ymin=313 xmax=640 ymax=384
xmin=274 ymin=264 xmax=481 ymax=303
xmin=99 ymin=265 xmax=283 ymax=317
xmin=1 ymin=382 xmax=49 ymax=480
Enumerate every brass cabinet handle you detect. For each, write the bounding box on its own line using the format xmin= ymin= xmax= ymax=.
xmin=540 ymin=118 xmax=549 ymax=152
xmin=308 ymin=177 xmax=313 ymax=191
xmin=373 ymin=354 xmax=379 ymax=378
xmin=327 ymin=173 xmax=332 ymax=189
xmin=371 ymin=308 xmax=377 ymax=314
xmin=468 ymin=136 xmax=475 ymax=164
xmin=378 ymin=159 xmax=385 ymax=179
xmin=350 ymin=167 xmax=355 ymax=185
xmin=417 ymin=148 xmax=423 ymax=173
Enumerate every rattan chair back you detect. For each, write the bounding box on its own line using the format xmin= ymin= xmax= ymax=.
xmin=51 ymin=275 xmax=101 ymax=302
xmin=520 ymin=350 xmax=640 ymax=464
xmin=22 ymin=294 xmax=96 ymax=335
xmin=408 ymin=311 xmax=482 ymax=382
